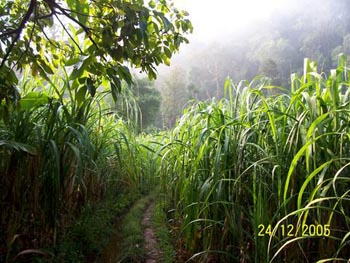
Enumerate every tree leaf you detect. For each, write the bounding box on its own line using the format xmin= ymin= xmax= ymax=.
xmin=19 ymin=92 xmax=49 ymax=110
xmin=65 ymin=57 xmax=81 ymax=66
xmin=76 ymin=86 xmax=87 ymax=105
xmin=163 ymin=47 xmax=172 ymax=58
xmin=76 ymin=0 xmax=89 ymax=25
xmin=86 ymin=78 xmax=96 ymax=97
xmin=69 ymin=56 xmax=92 ymax=80
xmin=149 ymin=0 xmax=156 ymax=8
xmin=39 ymin=59 xmax=54 ymax=74
xmin=111 ymin=82 xmax=119 ymax=102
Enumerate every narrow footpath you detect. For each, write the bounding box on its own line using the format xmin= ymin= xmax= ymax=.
xmin=142 ymin=202 xmax=163 ymax=263
xmin=96 ymin=196 xmax=164 ymax=263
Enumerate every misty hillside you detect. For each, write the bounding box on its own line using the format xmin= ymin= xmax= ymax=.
xmin=154 ymin=0 xmax=350 ymax=127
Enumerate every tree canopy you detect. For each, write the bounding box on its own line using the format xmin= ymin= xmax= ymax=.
xmin=0 ymin=0 xmax=192 ymax=102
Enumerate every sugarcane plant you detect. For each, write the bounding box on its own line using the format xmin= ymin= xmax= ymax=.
xmin=158 ymin=54 xmax=350 ymax=262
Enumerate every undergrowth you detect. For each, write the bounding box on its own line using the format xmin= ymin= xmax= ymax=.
xmin=152 ymin=195 xmax=176 ymax=263
xmin=117 ymin=195 xmax=152 ymax=262
xmin=58 ymin=191 xmax=140 ymax=262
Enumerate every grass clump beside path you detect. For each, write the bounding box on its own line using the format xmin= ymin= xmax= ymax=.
xmin=54 ymin=191 xmax=140 ymax=262
xmin=150 ymin=196 xmax=176 ymax=263
xmin=118 ymin=195 xmax=151 ymax=262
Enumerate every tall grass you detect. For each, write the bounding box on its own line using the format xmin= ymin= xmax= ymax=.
xmin=159 ymin=54 xmax=350 ymax=262
xmin=3 ymin=55 xmax=350 ymax=262
xmin=0 ymin=68 xmax=151 ymax=261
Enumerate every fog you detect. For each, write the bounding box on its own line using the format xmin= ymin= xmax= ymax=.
xmin=155 ymin=0 xmax=350 ymax=127
xmin=174 ymin=0 xmax=287 ymax=41
xmin=172 ymin=0 xmax=347 ymax=42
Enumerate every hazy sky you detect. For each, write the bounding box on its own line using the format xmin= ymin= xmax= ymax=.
xmin=173 ymin=0 xmax=289 ymax=41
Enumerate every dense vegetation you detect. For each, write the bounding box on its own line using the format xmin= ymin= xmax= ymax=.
xmin=0 ymin=0 xmax=190 ymax=261
xmin=1 ymin=0 xmax=350 ymax=262
xmin=0 ymin=68 xmax=158 ymax=261
xmin=158 ymin=56 xmax=350 ymax=261
xmin=3 ymin=55 xmax=350 ymax=262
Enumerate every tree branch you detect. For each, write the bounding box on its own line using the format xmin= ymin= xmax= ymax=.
xmin=0 ymin=29 xmax=20 ymax=38
xmin=14 ymin=19 xmax=37 ymax=70
xmin=53 ymin=12 xmax=84 ymax=55
xmin=37 ymin=20 xmax=61 ymax=51
xmin=44 ymin=0 xmax=106 ymax=61
xmin=60 ymin=7 xmax=102 ymax=19
xmin=35 ymin=12 xmax=54 ymax=20
xmin=0 ymin=0 xmax=37 ymax=70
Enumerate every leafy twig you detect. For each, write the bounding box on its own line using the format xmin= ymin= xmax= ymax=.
xmin=53 ymin=12 xmax=84 ymax=55
xmin=0 ymin=0 xmax=36 ymax=70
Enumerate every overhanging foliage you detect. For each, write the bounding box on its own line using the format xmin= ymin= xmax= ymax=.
xmin=0 ymin=0 xmax=192 ymax=102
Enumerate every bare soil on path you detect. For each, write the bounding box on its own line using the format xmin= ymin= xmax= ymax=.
xmin=142 ymin=202 xmax=163 ymax=263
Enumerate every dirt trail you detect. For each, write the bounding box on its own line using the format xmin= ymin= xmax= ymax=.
xmin=142 ymin=202 xmax=162 ymax=263
xmin=97 ymin=199 xmax=162 ymax=263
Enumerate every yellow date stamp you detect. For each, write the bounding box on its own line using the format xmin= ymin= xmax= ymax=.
xmin=258 ymin=224 xmax=330 ymax=237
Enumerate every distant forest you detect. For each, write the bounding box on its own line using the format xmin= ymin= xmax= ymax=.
xmin=143 ymin=0 xmax=350 ymax=128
